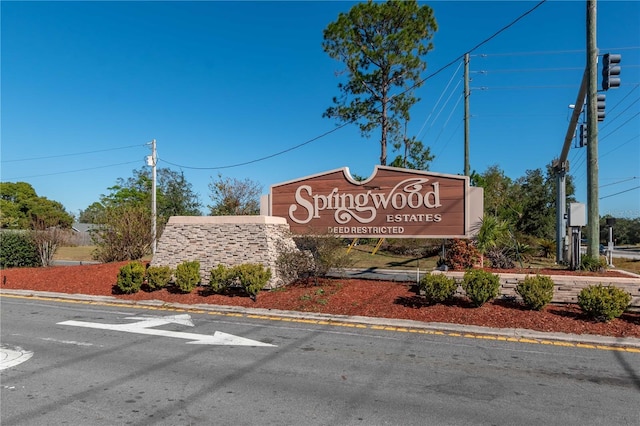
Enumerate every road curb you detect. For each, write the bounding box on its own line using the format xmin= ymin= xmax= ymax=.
xmin=2 ymin=288 xmax=639 ymax=350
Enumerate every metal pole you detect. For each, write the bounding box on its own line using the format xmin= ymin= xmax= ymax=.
xmin=151 ymin=139 xmax=157 ymax=256
xmin=555 ymin=170 xmax=566 ymax=263
xmin=464 ymin=53 xmax=470 ymax=176
xmin=586 ymin=0 xmax=600 ymax=258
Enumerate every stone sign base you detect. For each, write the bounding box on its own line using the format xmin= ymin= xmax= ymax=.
xmin=151 ymin=216 xmax=295 ymax=289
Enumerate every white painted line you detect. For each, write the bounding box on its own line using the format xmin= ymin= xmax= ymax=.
xmin=39 ymin=337 xmax=95 ymax=347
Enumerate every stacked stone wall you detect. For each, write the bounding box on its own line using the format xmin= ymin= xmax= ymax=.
xmin=151 ymin=216 xmax=296 ymax=288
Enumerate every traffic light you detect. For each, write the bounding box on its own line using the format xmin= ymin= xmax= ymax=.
xmin=602 ymin=53 xmax=621 ymax=90
xmin=597 ymin=94 xmax=606 ymax=122
xmin=579 ymin=123 xmax=587 ymax=147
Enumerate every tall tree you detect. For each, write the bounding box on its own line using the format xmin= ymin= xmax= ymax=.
xmin=322 ymin=0 xmax=437 ymax=165
xmin=388 ymin=138 xmax=433 ymax=170
xmin=0 ymin=182 xmax=73 ymax=229
xmin=473 ymin=165 xmax=514 ymax=218
xmin=515 ymin=167 xmax=569 ymax=240
xmin=208 ymin=174 xmax=262 ymax=216
xmin=83 ymin=167 xmax=202 ymax=224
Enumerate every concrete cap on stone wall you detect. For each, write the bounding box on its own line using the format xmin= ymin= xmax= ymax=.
xmin=166 ymin=215 xmax=289 ymax=225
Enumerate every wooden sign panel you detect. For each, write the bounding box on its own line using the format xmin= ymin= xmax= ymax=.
xmin=270 ymin=166 xmax=471 ymax=238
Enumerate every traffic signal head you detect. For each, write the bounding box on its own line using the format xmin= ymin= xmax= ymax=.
xmin=579 ymin=123 xmax=587 ymax=147
xmin=602 ymin=53 xmax=621 ymax=90
xmin=597 ymin=94 xmax=606 ymax=122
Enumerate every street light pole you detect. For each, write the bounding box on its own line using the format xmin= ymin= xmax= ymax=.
xmin=146 ymin=139 xmax=157 ymax=257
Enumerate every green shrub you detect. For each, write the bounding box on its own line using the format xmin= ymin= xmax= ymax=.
xmin=461 ymin=269 xmax=500 ymax=307
xmin=288 ymin=232 xmax=354 ymax=284
xmin=445 ymin=239 xmax=480 ymax=271
xmin=209 ymin=264 xmax=234 ymax=294
xmin=578 ymin=285 xmax=631 ymax=322
xmin=116 ymin=261 xmax=145 ymax=294
xmin=235 ymin=263 xmax=272 ymax=301
xmin=175 ymin=260 xmax=201 ymax=293
xmin=516 ymin=275 xmax=554 ymax=310
xmin=209 ymin=263 xmax=272 ymax=301
xmin=145 ymin=265 xmax=173 ymax=290
xmin=0 ymin=231 xmax=40 ymax=268
xmin=275 ymin=243 xmax=314 ymax=284
xmin=419 ymin=273 xmax=458 ymax=304
xmin=580 ymin=255 xmax=607 ymax=272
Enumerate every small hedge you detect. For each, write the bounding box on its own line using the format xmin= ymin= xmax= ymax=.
xmin=116 ymin=261 xmax=146 ymax=294
xmin=145 ymin=265 xmax=173 ymax=290
xmin=0 ymin=231 xmax=40 ymax=268
xmin=578 ymin=284 xmax=631 ymax=322
xmin=419 ymin=273 xmax=458 ymax=304
xmin=461 ymin=269 xmax=500 ymax=307
xmin=516 ymin=275 xmax=555 ymax=310
xmin=175 ymin=260 xmax=201 ymax=293
xmin=209 ymin=263 xmax=272 ymax=301
xmin=580 ymin=255 xmax=607 ymax=272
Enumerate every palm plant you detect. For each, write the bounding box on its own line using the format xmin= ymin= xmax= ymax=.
xmin=473 ymin=215 xmax=510 ymax=268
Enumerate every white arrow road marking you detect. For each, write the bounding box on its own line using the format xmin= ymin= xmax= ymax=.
xmin=57 ymin=314 xmax=276 ymax=347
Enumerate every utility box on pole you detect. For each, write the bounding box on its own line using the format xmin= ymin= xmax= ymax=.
xmin=568 ymin=202 xmax=586 ymax=270
xmin=568 ymin=203 xmax=586 ymax=227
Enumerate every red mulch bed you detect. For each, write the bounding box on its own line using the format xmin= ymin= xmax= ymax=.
xmin=1 ymin=262 xmax=638 ymax=339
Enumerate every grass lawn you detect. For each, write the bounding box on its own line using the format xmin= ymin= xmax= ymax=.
xmin=54 ymin=246 xmax=96 ymax=261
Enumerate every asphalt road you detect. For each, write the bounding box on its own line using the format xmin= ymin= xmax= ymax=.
xmin=2 ymin=297 xmax=639 ymax=426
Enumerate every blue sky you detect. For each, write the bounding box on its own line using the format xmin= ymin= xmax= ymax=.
xmin=2 ymin=0 xmax=639 ymax=220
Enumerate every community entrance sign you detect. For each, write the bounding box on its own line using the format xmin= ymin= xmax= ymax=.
xmin=269 ymin=166 xmax=483 ymax=238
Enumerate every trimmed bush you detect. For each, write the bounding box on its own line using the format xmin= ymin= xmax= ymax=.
xmin=578 ymin=284 xmax=631 ymax=322
xmin=419 ymin=273 xmax=458 ymax=304
xmin=209 ymin=263 xmax=272 ymax=301
xmin=461 ymin=269 xmax=500 ymax=307
xmin=209 ymin=264 xmax=234 ymax=294
xmin=145 ymin=265 xmax=173 ymax=291
xmin=236 ymin=263 xmax=272 ymax=301
xmin=516 ymin=275 xmax=554 ymax=310
xmin=175 ymin=260 xmax=201 ymax=293
xmin=0 ymin=231 xmax=40 ymax=268
xmin=116 ymin=261 xmax=145 ymax=294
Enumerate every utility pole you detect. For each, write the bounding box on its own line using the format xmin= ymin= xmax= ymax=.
xmin=464 ymin=53 xmax=470 ymax=176
xmin=586 ymin=0 xmax=599 ymax=258
xmin=146 ymin=139 xmax=157 ymax=256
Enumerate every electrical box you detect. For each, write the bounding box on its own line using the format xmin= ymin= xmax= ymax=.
xmin=568 ymin=203 xmax=586 ymax=227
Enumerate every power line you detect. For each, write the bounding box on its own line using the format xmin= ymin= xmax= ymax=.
xmin=599 ymin=112 xmax=640 ymax=142
xmin=394 ymin=0 xmax=548 ymax=100
xmin=472 ymin=84 xmax=580 ymax=91
xmin=416 ymin=61 xmax=463 ymax=139
xmin=600 ymin=185 xmax=640 ymax=200
xmin=0 ymin=144 xmax=146 ymax=163
xmin=605 ymin=83 xmax=639 ymax=115
xmin=473 ymin=46 xmax=640 ymax=57
xmin=159 ymin=122 xmax=350 ymax=170
xmin=600 ymin=177 xmax=638 ymax=188
xmin=600 ymin=134 xmax=639 ymax=158
xmin=473 ymin=67 xmax=584 ymax=74
xmin=2 ymin=160 xmax=142 ymax=180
